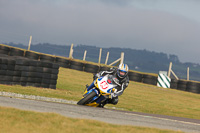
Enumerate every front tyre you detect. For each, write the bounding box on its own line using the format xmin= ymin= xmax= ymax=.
xmin=77 ymin=91 xmax=97 ymax=105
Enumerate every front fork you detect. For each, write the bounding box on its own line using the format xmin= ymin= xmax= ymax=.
xmin=83 ymin=87 xmax=99 ymax=100
xmin=84 ymin=88 xmax=109 ymax=105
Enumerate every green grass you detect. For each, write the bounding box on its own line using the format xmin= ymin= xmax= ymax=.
xmin=0 ymin=67 xmax=200 ymax=119
xmin=0 ymin=106 xmax=183 ymax=133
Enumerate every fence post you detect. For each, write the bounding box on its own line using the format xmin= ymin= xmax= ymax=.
xmin=187 ymin=67 xmax=190 ymax=81
xmin=108 ymin=52 xmax=124 ymax=66
xmin=105 ymin=52 xmax=109 ymax=65
xmin=109 ymin=58 xmax=121 ymax=66
xmin=28 ymin=35 xmax=32 ymax=51
xmin=69 ymin=43 xmax=74 ymax=59
xmin=168 ymin=62 xmax=172 ymax=77
xmin=83 ymin=50 xmax=87 ymax=61
xmin=98 ymin=48 xmax=102 ymax=64
xmin=120 ymin=52 xmax=124 ymax=64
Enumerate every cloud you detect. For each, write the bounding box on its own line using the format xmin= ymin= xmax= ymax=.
xmin=1 ymin=0 xmax=200 ymax=63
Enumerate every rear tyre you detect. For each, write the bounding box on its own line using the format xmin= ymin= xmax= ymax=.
xmin=77 ymin=91 xmax=97 ymax=105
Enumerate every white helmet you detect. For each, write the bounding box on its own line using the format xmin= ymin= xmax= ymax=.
xmin=117 ymin=63 xmax=129 ymax=78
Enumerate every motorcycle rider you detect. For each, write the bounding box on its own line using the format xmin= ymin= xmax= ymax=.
xmin=86 ymin=63 xmax=129 ymax=107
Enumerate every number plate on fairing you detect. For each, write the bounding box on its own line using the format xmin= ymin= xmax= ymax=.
xmin=97 ymin=75 xmax=117 ymax=93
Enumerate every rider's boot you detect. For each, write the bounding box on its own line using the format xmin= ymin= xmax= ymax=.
xmin=99 ymin=100 xmax=108 ymax=108
xmin=107 ymin=96 xmax=118 ymax=105
xmin=99 ymin=96 xmax=119 ymax=108
xmin=98 ymin=98 xmax=110 ymax=108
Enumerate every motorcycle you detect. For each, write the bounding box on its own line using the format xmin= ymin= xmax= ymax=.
xmin=77 ymin=74 xmax=120 ymax=107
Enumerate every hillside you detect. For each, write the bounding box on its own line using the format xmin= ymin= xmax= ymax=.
xmin=4 ymin=42 xmax=200 ymax=81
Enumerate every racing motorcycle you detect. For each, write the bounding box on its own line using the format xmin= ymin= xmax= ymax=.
xmin=77 ymin=74 xmax=120 ymax=107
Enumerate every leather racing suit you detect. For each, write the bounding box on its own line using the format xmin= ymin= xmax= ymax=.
xmin=87 ymin=67 xmax=129 ymax=106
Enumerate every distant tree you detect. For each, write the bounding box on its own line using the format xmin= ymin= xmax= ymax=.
xmin=169 ymin=54 xmax=180 ymax=63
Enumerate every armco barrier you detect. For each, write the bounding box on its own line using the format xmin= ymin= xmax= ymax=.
xmin=1 ymin=44 xmax=200 ymax=94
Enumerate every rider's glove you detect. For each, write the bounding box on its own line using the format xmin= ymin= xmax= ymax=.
xmin=110 ymin=88 xmax=117 ymax=98
xmin=112 ymin=88 xmax=117 ymax=93
xmin=96 ymin=73 xmax=100 ymax=78
xmin=93 ymin=73 xmax=100 ymax=80
xmin=110 ymin=67 xmax=117 ymax=71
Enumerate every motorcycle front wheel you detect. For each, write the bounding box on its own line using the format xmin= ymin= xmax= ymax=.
xmin=77 ymin=91 xmax=97 ymax=105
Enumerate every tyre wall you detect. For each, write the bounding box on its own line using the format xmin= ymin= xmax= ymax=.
xmin=177 ymin=80 xmax=187 ymax=91
xmin=170 ymin=79 xmax=178 ymax=89
xmin=186 ymin=81 xmax=200 ymax=94
xmin=0 ymin=53 xmax=59 ymax=89
xmin=142 ymin=74 xmax=158 ymax=85
xmin=1 ymin=44 xmax=200 ymax=94
xmin=128 ymin=71 xmax=143 ymax=82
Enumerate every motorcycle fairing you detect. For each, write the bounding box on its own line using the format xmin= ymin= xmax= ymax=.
xmin=79 ymin=75 xmax=118 ymax=107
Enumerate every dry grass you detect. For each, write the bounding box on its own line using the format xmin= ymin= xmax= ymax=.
xmin=115 ymin=82 xmax=200 ymax=119
xmin=58 ymin=68 xmax=200 ymax=119
xmin=0 ymin=67 xmax=200 ymax=119
xmin=0 ymin=106 xmax=183 ymax=133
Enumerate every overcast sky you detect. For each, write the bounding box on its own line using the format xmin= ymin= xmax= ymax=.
xmin=1 ymin=0 xmax=200 ymax=64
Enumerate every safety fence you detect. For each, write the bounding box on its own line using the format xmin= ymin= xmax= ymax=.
xmin=0 ymin=44 xmax=199 ymax=94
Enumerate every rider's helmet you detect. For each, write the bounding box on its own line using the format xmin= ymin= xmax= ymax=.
xmin=116 ymin=63 xmax=129 ymax=79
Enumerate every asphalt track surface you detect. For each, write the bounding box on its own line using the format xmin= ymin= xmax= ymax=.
xmin=0 ymin=96 xmax=200 ymax=133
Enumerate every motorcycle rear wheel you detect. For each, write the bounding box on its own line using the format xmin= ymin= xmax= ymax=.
xmin=77 ymin=91 xmax=97 ymax=105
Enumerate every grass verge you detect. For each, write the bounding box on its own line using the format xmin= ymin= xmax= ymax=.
xmin=0 ymin=67 xmax=200 ymax=119
xmin=0 ymin=106 xmax=183 ymax=133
